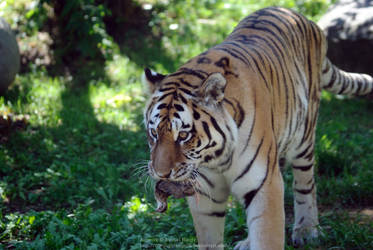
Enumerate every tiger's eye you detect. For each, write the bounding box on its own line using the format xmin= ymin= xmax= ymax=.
xmin=150 ymin=128 xmax=157 ymax=138
xmin=178 ymin=131 xmax=189 ymax=140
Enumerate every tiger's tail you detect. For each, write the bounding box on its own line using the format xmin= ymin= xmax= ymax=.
xmin=321 ymin=58 xmax=373 ymax=97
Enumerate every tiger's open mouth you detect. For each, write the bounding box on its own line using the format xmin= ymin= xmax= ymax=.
xmin=154 ymin=180 xmax=195 ymax=213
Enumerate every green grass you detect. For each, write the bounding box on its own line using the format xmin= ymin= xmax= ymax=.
xmin=1 ymin=0 xmax=372 ymax=249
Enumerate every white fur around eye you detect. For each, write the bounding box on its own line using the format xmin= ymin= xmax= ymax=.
xmin=178 ymin=131 xmax=192 ymax=144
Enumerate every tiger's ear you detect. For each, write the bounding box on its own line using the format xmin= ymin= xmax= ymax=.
xmin=198 ymin=72 xmax=227 ymax=105
xmin=143 ymin=68 xmax=166 ymax=94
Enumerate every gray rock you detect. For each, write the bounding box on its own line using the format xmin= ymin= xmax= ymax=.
xmin=0 ymin=18 xmax=20 ymax=95
xmin=318 ymin=0 xmax=373 ymax=76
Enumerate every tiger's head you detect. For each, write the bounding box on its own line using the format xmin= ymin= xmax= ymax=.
xmin=143 ymin=67 xmax=237 ymax=182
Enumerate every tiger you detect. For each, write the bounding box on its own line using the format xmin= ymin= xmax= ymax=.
xmin=143 ymin=6 xmax=373 ymax=250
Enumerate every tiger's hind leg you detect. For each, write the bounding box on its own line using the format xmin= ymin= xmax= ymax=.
xmin=291 ymin=143 xmax=320 ymax=247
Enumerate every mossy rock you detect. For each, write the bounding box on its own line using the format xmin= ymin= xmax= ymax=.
xmin=0 ymin=18 xmax=20 ymax=95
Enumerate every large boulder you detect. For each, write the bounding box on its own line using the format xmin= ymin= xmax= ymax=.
xmin=0 ymin=18 xmax=20 ymax=95
xmin=318 ymin=0 xmax=373 ymax=75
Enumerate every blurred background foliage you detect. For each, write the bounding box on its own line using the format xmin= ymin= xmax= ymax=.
xmin=1 ymin=0 xmax=335 ymax=75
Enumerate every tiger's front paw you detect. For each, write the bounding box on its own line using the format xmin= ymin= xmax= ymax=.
xmin=234 ymin=238 xmax=250 ymax=250
xmin=292 ymin=225 xmax=320 ymax=247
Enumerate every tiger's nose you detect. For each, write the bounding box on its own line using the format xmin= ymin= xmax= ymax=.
xmin=157 ymin=171 xmax=171 ymax=179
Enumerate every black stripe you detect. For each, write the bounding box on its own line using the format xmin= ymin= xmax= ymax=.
xmin=223 ymin=98 xmax=244 ymax=128
xmin=307 ymin=177 xmax=313 ymax=185
xmin=241 ymin=95 xmax=256 ymax=155
xmin=179 ymin=87 xmax=195 ymax=96
xmin=179 ymin=78 xmax=198 ymax=88
xmin=225 ymin=45 xmax=252 ymax=67
xmin=211 ymin=117 xmax=226 ymax=140
xmin=179 ymin=94 xmax=188 ymax=104
xmin=293 ymin=164 xmax=313 ymax=171
xmin=296 ymin=200 xmax=306 ymax=205
xmin=202 ymin=121 xmax=212 ymax=141
xmin=168 ymin=68 xmax=206 ymax=80
xmin=361 ymin=76 xmax=369 ymax=93
xmin=198 ymin=172 xmax=214 ymax=188
xmin=252 ymin=19 xmax=288 ymax=43
xmin=241 ymin=25 xmax=285 ymax=48
xmin=348 ymin=75 xmax=355 ymax=93
xmin=214 ymin=148 xmax=224 ymax=158
xmin=215 ymin=57 xmax=229 ymax=68
xmin=266 ymin=143 xmax=275 ymax=176
xmin=355 ymin=80 xmax=362 ymax=95
xmin=174 ymin=104 xmax=184 ymax=111
xmin=159 ymin=87 xmax=174 ymax=92
xmin=244 ymin=190 xmax=257 ymax=209
xmin=235 ymin=137 xmax=264 ymax=182
xmin=204 ymin=155 xmax=212 ymax=163
xmin=226 ymin=124 xmax=234 ymax=141
xmin=304 ymin=148 xmax=314 ymax=161
xmin=215 ymin=47 xmax=250 ymax=67
xmin=195 ymin=189 xmax=227 ymax=204
xmin=210 ymin=117 xmax=227 ymax=157
xmin=204 ymin=211 xmax=226 ymax=217
xmin=222 ymin=43 xmax=250 ymax=59
xmin=235 ymin=101 xmax=245 ymax=128
xmin=298 ymin=216 xmax=305 ymax=225
xmin=338 ymin=76 xmax=349 ymax=94
xmin=310 ymin=22 xmax=321 ymax=45
xmin=158 ymin=92 xmax=174 ymax=102
xmin=322 ymin=61 xmax=330 ymax=74
xmin=243 ymin=154 xmax=270 ymax=209
xmin=298 ymin=115 xmax=310 ymax=147
xmin=324 ymin=67 xmax=337 ymax=89
xmin=296 ymin=143 xmax=312 ymax=158
xmin=157 ymin=103 xmax=168 ymax=110
xmin=197 ymin=57 xmax=212 ymax=64
xmin=193 ymin=110 xmax=200 ymax=120
xmin=295 ymin=182 xmax=315 ymax=195
xmin=164 ymin=81 xmax=180 ymax=87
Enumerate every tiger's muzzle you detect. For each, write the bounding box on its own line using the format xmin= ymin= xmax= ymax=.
xmin=148 ymin=161 xmax=196 ymax=182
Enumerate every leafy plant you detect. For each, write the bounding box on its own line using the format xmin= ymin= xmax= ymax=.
xmin=42 ymin=0 xmax=113 ymax=60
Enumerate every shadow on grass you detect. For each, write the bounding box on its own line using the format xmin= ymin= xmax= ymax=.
xmin=0 ymin=64 xmax=151 ymax=213
xmin=117 ymin=29 xmax=178 ymax=73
